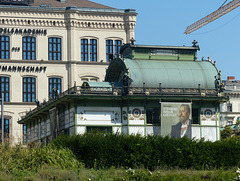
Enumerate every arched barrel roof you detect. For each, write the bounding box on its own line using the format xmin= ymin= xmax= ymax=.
xmin=105 ymin=58 xmax=220 ymax=89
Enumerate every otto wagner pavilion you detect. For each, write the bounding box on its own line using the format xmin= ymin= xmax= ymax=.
xmin=18 ymin=42 xmax=228 ymax=144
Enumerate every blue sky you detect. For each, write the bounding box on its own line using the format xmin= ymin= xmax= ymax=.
xmin=92 ymin=0 xmax=240 ymax=80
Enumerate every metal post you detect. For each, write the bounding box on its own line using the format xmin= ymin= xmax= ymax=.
xmin=1 ymin=93 xmax=4 ymax=144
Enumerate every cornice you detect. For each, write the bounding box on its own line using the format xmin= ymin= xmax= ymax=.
xmin=0 ymin=59 xmax=109 ymax=65
xmin=70 ymin=20 xmax=135 ymax=30
xmin=0 ymin=18 xmax=66 ymax=27
xmin=0 ymin=18 xmax=135 ymax=30
xmin=0 ymin=8 xmax=136 ymax=29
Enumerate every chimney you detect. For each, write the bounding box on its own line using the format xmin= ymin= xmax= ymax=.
xmin=227 ymin=76 xmax=235 ymax=81
xmin=59 ymin=0 xmax=66 ymax=2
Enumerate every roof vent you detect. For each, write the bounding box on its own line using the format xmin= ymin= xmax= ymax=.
xmin=59 ymin=0 xmax=66 ymax=2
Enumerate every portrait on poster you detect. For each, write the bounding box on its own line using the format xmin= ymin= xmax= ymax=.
xmin=161 ymin=103 xmax=192 ymax=139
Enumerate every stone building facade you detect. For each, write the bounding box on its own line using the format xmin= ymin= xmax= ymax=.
xmin=0 ymin=0 xmax=137 ymax=144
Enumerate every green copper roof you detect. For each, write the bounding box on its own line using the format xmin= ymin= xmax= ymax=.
xmin=105 ymin=58 xmax=220 ymax=89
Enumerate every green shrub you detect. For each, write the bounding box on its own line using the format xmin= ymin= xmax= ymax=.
xmin=0 ymin=144 xmax=80 ymax=177
xmin=52 ymin=133 xmax=240 ymax=170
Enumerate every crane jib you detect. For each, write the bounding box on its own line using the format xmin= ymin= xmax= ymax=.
xmin=184 ymin=0 xmax=240 ymax=34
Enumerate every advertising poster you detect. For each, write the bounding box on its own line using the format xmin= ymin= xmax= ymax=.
xmin=161 ymin=102 xmax=192 ymax=139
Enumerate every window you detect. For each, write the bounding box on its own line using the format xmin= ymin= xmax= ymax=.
xmin=90 ymin=39 xmax=97 ymax=62
xmin=49 ymin=37 xmax=61 ymax=60
xmin=0 ymin=119 xmax=9 ymax=139
xmin=49 ymin=77 xmax=62 ymax=99
xmin=106 ymin=39 xmax=122 ymax=61
xmin=106 ymin=40 xmax=113 ymax=62
xmin=114 ymin=40 xmax=122 ymax=57
xmin=81 ymin=38 xmax=97 ymax=61
xmin=146 ymin=108 xmax=160 ymax=124
xmin=0 ymin=76 xmax=9 ymax=102
xmin=81 ymin=39 xmax=88 ymax=61
xmin=23 ymin=77 xmax=36 ymax=102
xmin=227 ymin=121 xmax=233 ymax=126
xmin=22 ymin=36 xmax=36 ymax=60
xmin=0 ymin=35 xmax=9 ymax=59
xmin=192 ymin=108 xmax=200 ymax=124
xmin=23 ymin=124 xmax=27 ymax=144
xmin=80 ymin=76 xmax=99 ymax=83
xmin=227 ymin=103 xmax=232 ymax=112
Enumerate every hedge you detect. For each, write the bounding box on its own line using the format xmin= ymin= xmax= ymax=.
xmin=51 ymin=133 xmax=240 ymax=170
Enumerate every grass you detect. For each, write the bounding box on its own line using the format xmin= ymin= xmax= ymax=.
xmin=1 ymin=166 xmax=238 ymax=181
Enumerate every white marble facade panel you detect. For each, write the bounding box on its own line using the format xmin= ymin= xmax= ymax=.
xmin=202 ymin=127 xmax=217 ymax=142
xmin=128 ymin=107 xmax=145 ymax=125
xmin=128 ymin=126 xmax=145 ymax=136
xmin=192 ymin=127 xmax=201 ymax=140
xmin=113 ymin=127 xmax=121 ymax=134
xmin=122 ymin=107 xmax=128 ymax=125
xmin=201 ymin=108 xmax=217 ymax=126
xmin=146 ymin=126 xmax=161 ymax=136
xmin=76 ymin=126 xmax=85 ymax=135
xmin=77 ymin=107 xmax=121 ymax=125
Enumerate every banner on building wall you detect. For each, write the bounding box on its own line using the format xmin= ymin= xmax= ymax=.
xmin=161 ymin=102 xmax=192 ymax=139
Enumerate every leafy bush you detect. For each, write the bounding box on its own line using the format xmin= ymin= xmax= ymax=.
xmin=52 ymin=133 xmax=240 ymax=170
xmin=0 ymin=144 xmax=80 ymax=177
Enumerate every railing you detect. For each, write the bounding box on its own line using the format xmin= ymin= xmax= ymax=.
xmin=21 ymin=85 xmax=223 ymax=120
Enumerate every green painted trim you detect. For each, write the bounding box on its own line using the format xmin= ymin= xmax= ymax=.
xmin=128 ymin=124 xmax=146 ymax=127
xmin=200 ymin=107 xmax=202 ymax=138
xmin=144 ymin=106 xmax=146 ymax=136
xmin=74 ymin=100 xmax=78 ymax=135
xmin=121 ymin=106 xmax=123 ymax=134
xmin=127 ymin=105 xmax=129 ymax=134
xmin=75 ymin=124 xmax=122 ymax=127
xmin=215 ymin=105 xmax=218 ymax=140
xmin=192 ymin=125 xmax=218 ymax=127
xmin=69 ymin=95 xmax=227 ymax=101
xmin=217 ymin=105 xmax=221 ymax=140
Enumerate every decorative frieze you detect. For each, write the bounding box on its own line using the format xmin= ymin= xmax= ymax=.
xmin=0 ymin=17 xmax=135 ymax=30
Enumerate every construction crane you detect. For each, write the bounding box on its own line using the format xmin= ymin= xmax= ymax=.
xmin=185 ymin=0 xmax=240 ymax=34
